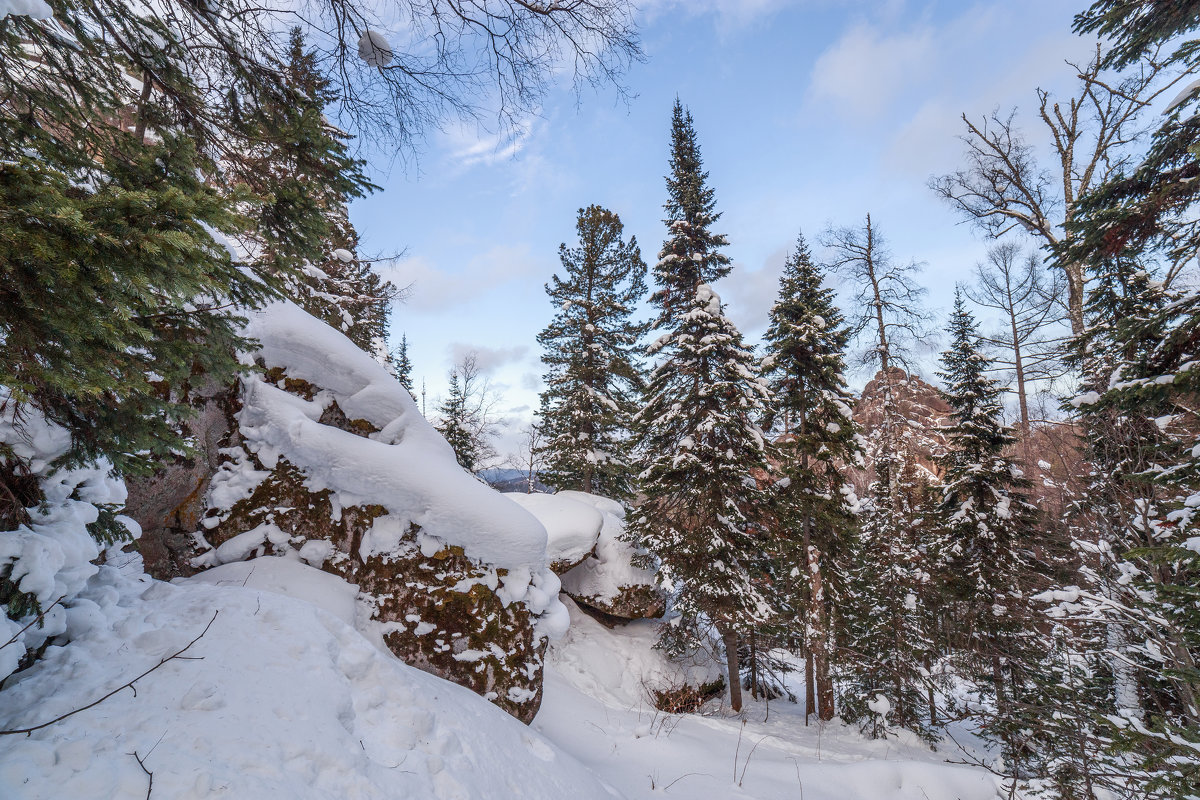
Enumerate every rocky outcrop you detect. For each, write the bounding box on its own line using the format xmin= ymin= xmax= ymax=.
xmin=850 ymin=368 xmax=951 ymax=493
xmin=123 ymin=380 xmax=237 ymax=580
xmin=128 ymin=301 xmax=564 ymax=724
xmin=555 ymin=491 xmax=665 ymax=622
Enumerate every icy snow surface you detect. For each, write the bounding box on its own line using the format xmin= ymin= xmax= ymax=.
xmin=504 ymin=492 xmax=603 ymax=567
xmin=0 ymin=562 xmax=621 ymax=800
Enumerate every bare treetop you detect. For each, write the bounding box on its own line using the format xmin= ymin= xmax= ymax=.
xmin=306 ymin=0 xmax=644 ymax=154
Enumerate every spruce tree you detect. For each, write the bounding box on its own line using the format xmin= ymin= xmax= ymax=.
xmin=244 ymin=27 xmax=392 ymax=353
xmin=1039 ymin=252 xmax=1199 ymax=799
xmin=630 ymin=101 xmax=772 ymax=713
xmin=393 ymin=334 xmax=415 ymax=394
xmin=935 ymin=293 xmax=1045 ymax=773
xmin=536 ymin=204 xmax=648 ymax=500
xmin=437 ymin=371 xmax=478 ymax=472
xmin=760 ymin=232 xmax=861 ymax=722
xmin=1058 ymin=9 xmax=1200 ymax=791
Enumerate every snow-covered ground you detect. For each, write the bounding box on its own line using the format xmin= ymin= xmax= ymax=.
xmin=0 ymin=553 xmax=1002 ymax=799
xmin=0 ymin=556 xmax=622 ymax=800
xmin=538 ymin=599 xmax=1003 ymax=800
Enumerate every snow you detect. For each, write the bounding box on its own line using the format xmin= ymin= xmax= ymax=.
xmin=332 ymin=248 xmax=354 ymax=263
xmin=1069 ymin=390 xmax=1101 ymax=408
xmin=230 ymin=301 xmax=558 ymax=616
xmin=0 ymin=563 xmax=623 ymax=800
xmin=184 ymin=556 xmax=359 ymax=627
xmin=558 ymin=492 xmax=658 ymax=604
xmin=1165 ymin=77 xmax=1200 ymax=114
xmin=0 ymin=392 xmax=138 ymax=682
xmin=536 ymin=598 xmax=1004 ymax=800
xmin=357 ymin=30 xmax=393 ymax=67
xmin=504 ymin=492 xmax=604 ymax=567
xmin=0 ymin=0 xmax=51 ymax=19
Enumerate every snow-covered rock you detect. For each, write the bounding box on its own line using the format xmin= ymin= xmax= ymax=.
xmin=0 ymin=563 xmax=623 ymax=800
xmin=556 ymin=491 xmax=664 ymax=621
xmin=183 ymin=300 xmax=564 ymax=722
xmin=504 ymin=492 xmax=604 ymax=573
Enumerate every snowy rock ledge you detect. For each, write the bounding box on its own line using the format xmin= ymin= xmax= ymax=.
xmin=504 ymin=492 xmax=604 ymax=573
xmin=189 ymin=300 xmax=566 ymax=722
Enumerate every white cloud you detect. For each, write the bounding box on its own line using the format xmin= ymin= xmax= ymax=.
xmin=388 ymin=244 xmax=538 ymax=312
xmin=722 ymin=247 xmax=790 ymax=336
xmin=447 ymin=343 xmax=530 ymax=375
xmin=638 ymin=0 xmax=796 ymax=29
xmin=809 ymin=22 xmax=935 ymax=120
xmin=442 ymin=116 xmax=540 ymax=172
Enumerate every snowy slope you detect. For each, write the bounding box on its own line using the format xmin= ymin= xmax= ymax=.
xmin=537 ymin=599 xmax=1004 ymax=800
xmin=0 ymin=560 xmax=622 ymax=800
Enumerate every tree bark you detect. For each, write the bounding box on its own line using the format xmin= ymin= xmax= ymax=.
xmin=720 ymin=625 xmax=743 ymax=712
xmin=810 ymin=545 xmax=835 ymax=721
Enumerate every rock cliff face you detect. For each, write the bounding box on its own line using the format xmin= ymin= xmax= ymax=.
xmin=126 ymin=301 xmax=564 ymax=723
xmin=850 ymin=368 xmax=951 ymax=493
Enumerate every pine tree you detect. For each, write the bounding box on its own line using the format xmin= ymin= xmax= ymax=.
xmin=760 ymin=232 xmax=861 ymax=722
xmin=536 ymin=204 xmax=648 ymax=499
xmin=935 ymin=293 xmax=1046 ymax=773
xmin=393 ymin=333 xmax=415 ymax=394
xmin=242 ymin=27 xmax=392 ymax=354
xmin=437 ymin=370 xmax=478 ymax=472
xmin=630 ymin=101 xmax=772 ymax=713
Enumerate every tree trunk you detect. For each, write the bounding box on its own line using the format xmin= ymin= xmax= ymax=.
xmin=720 ymin=625 xmax=743 ymax=712
xmin=810 ymin=547 xmax=835 ymax=721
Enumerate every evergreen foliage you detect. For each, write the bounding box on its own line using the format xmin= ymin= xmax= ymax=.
xmin=760 ymin=232 xmax=861 ymax=721
xmin=437 ymin=371 xmax=479 ymax=472
xmin=935 ymin=294 xmax=1046 ymax=771
xmin=630 ymin=101 xmax=771 ymax=712
xmin=536 ymin=205 xmax=648 ymax=499
xmin=651 ymin=100 xmax=732 ymax=325
xmin=245 ymin=28 xmax=392 ymax=354
xmin=393 ymin=334 xmax=415 ymax=393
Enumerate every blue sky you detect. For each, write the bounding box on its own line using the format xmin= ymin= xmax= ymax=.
xmin=349 ymin=0 xmax=1093 ymax=459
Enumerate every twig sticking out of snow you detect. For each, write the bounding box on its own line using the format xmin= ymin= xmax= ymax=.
xmin=130 ymin=750 xmax=153 ymax=800
xmin=0 ymin=611 xmax=219 ymax=737
xmin=0 ymin=595 xmax=65 ymax=650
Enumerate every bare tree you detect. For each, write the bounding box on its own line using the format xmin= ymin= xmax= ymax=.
xmin=931 ymin=44 xmax=1196 ymax=335
xmin=963 ymin=243 xmax=1069 ymax=456
xmin=305 ymin=0 xmax=644 ymax=154
xmin=437 ymin=352 xmax=504 ymax=471
xmin=507 ymin=421 xmax=545 ymax=493
xmin=822 ymin=214 xmax=930 ymax=377
xmin=822 ymin=214 xmax=931 ymax=497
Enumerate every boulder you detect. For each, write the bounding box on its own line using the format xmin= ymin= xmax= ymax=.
xmin=503 ymin=492 xmax=603 ymax=573
xmin=160 ymin=301 xmax=564 ymax=723
xmin=555 ymin=491 xmax=665 ymax=621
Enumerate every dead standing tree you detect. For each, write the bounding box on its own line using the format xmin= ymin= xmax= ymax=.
xmin=963 ymin=242 xmax=1068 ymax=460
xmin=931 ymin=44 xmax=1196 ymax=336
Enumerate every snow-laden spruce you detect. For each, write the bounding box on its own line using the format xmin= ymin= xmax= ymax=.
xmin=536 ymin=204 xmax=648 ymax=500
